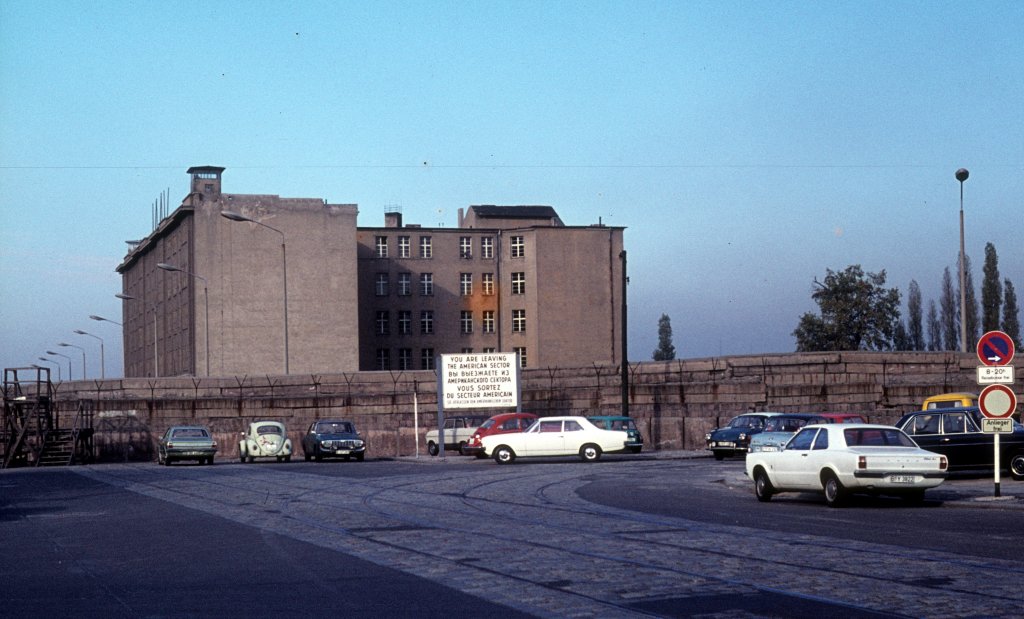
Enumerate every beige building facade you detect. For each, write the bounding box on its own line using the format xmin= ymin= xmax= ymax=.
xmin=117 ymin=167 xmax=625 ymax=377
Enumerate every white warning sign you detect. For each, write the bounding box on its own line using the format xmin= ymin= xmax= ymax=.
xmin=441 ymin=353 xmax=518 ymax=409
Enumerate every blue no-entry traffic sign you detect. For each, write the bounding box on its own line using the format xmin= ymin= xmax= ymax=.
xmin=977 ymin=331 xmax=1015 ymax=367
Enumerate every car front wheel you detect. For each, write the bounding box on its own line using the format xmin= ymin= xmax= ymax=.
xmin=754 ymin=469 xmax=773 ymax=502
xmin=427 ymin=441 xmax=439 ymax=457
xmin=823 ymin=472 xmax=846 ymax=508
xmin=579 ymin=444 xmax=602 ymax=462
xmin=1008 ymin=453 xmax=1024 ymax=481
xmin=493 ymin=446 xmax=516 ymax=464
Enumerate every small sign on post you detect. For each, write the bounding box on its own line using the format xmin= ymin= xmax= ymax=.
xmin=981 ymin=418 xmax=1014 ymax=434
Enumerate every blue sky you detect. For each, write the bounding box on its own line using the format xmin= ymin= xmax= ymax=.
xmin=2 ymin=1 xmax=1022 ymax=378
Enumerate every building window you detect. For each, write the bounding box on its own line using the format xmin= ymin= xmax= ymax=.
xmin=398 ymin=310 xmax=411 ymax=335
xmin=483 ymin=347 xmax=496 ymax=354
xmin=420 ymin=273 xmax=433 ymax=296
xmin=375 ymin=236 xmax=388 ymax=258
xmin=421 ymin=348 xmax=435 ymax=370
xmin=398 ymin=272 xmax=412 ymax=296
xmin=461 ymin=347 xmax=473 ymax=354
xmin=482 ymin=310 xmax=495 ymax=334
xmin=481 ymin=237 xmax=494 ymax=259
xmin=461 ymin=310 xmax=473 ymax=334
xmin=512 ymin=309 xmax=526 ymax=332
xmin=398 ymin=348 xmax=413 ymax=370
xmin=460 ymin=236 xmax=472 ymax=259
xmin=420 ymin=310 xmax=434 ymax=334
xmin=482 ymin=273 xmax=494 ymax=296
xmin=460 ymin=273 xmax=472 ymax=296
xmin=376 ymin=348 xmax=390 ymax=370
xmin=510 ymin=235 xmax=524 ymax=258
xmin=375 ymin=273 xmax=389 ymax=296
xmin=398 ymin=236 xmax=410 ymax=258
xmin=513 ymin=347 xmax=527 ymax=368
xmin=419 ymin=236 xmax=432 ymax=259
xmin=375 ymin=311 xmax=389 ymax=336
xmin=511 ymin=272 xmax=525 ymax=295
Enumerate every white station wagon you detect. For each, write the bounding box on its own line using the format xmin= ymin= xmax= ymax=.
xmin=745 ymin=424 xmax=947 ymax=507
xmin=481 ymin=416 xmax=631 ymax=464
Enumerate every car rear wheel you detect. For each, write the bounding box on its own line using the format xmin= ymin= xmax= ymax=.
xmin=1008 ymin=453 xmax=1024 ymax=481
xmin=579 ymin=444 xmax=602 ymax=462
xmin=427 ymin=441 xmax=439 ymax=457
xmin=754 ymin=469 xmax=773 ymax=502
xmin=823 ymin=472 xmax=846 ymax=508
xmin=493 ymin=445 xmax=515 ymax=464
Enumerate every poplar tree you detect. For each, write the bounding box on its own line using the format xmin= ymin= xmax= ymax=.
xmin=653 ymin=314 xmax=676 ymax=361
xmin=907 ymin=280 xmax=924 ymax=350
xmin=982 ymin=243 xmax=1002 ymax=333
xmin=1003 ymin=280 xmax=1021 ymax=343
xmin=927 ymin=300 xmax=942 ymax=351
xmin=940 ymin=267 xmax=958 ymax=351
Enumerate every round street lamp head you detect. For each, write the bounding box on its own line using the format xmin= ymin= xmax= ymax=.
xmin=956 ymin=168 xmax=969 ymax=183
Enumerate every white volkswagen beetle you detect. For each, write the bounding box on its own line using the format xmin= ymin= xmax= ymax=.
xmin=239 ymin=421 xmax=293 ymax=463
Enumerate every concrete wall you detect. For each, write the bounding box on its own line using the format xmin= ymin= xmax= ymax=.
xmin=45 ymin=351 xmax=1014 ymax=462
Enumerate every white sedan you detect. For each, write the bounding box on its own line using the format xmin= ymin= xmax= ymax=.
xmin=481 ymin=416 xmax=630 ymax=464
xmin=745 ymin=424 xmax=947 ymax=507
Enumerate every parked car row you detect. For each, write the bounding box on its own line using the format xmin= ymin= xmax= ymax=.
xmin=157 ymin=419 xmax=365 ymax=465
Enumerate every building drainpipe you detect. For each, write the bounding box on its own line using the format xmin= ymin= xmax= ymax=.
xmin=620 ymin=250 xmax=628 ymax=416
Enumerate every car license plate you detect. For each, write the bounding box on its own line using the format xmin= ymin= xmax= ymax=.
xmin=335 ymin=449 xmax=350 ymax=455
xmin=887 ymin=475 xmax=915 ymax=484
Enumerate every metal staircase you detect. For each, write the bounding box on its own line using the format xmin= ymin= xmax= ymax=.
xmin=2 ymin=367 xmax=94 ymax=468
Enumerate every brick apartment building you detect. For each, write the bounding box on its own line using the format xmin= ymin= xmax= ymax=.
xmin=116 ymin=167 xmax=625 ymax=377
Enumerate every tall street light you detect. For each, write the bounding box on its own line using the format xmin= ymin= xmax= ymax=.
xmin=46 ymin=350 xmax=73 ymax=380
xmin=90 ymin=314 xmax=122 ymax=326
xmin=158 ymin=262 xmax=210 ymax=376
xmin=221 ymin=210 xmax=290 ymax=374
xmin=59 ymin=342 xmax=87 ymax=379
xmin=117 ymin=293 xmax=159 ymax=377
xmin=956 ymin=168 xmax=969 ymax=353
xmin=74 ymin=329 xmax=105 ymax=379
xmin=37 ymin=357 xmax=61 ymax=382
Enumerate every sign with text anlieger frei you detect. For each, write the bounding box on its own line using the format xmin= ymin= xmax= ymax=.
xmin=982 ymin=418 xmax=1014 ymax=434
xmin=441 ymin=353 xmax=518 ymax=410
xmin=976 ymin=330 xmax=1015 ymax=366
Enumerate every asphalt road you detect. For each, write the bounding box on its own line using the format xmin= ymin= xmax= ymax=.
xmin=2 ymin=455 xmax=1022 ymax=618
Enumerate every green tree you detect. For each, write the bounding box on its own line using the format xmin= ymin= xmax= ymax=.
xmin=940 ymin=267 xmax=958 ymax=351
xmin=907 ymin=280 xmax=924 ymax=350
xmin=793 ymin=265 xmax=901 ymax=352
xmin=652 ymin=314 xmax=676 ymax=361
xmin=926 ymin=300 xmax=941 ymax=351
xmin=963 ymin=254 xmax=979 ymax=350
xmin=982 ymin=243 xmax=1002 ymax=333
xmin=1003 ymin=279 xmax=1021 ymax=343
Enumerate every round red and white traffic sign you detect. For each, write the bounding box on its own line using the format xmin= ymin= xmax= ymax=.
xmin=978 ymin=384 xmax=1018 ymax=419
xmin=977 ymin=330 xmax=1015 ymax=366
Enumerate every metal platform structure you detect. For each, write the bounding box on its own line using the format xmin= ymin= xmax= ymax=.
xmin=2 ymin=367 xmax=94 ymax=468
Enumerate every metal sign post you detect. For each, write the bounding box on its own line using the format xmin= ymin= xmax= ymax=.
xmin=975 ymin=333 xmax=1018 ymax=498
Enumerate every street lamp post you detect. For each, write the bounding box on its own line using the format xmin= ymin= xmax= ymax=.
xmin=46 ymin=350 xmax=73 ymax=380
xmin=158 ymin=262 xmax=210 ymax=376
xmin=221 ymin=210 xmax=290 ymax=374
xmin=59 ymin=342 xmax=87 ymax=379
xmin=90 ymin=314 xmax=122 ymax=326
xmin=116 ymin=293 xmax=159 ymax=377
xmin=74 ymin=329 xmax=105 ymax=379
xmin=37 ymin=357 xmax=61 ymax=382
xmin=956 ymin=168 xmax=969 ymax=353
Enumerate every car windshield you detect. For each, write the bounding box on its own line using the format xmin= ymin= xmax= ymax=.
xmin=256 ymin=425 xmax=282 ymax=435
xmin=317 ymin=422 xmax=352 ymax=434
xmin=729 ymin=416 xmax=763 ymax=429
xmin=843 ymin=428 xmax=916 ymax=447
xmin=172 ymin=428 xmax=208 ymax=438
xmin=479 ymin=418 xmax=497 ymax=430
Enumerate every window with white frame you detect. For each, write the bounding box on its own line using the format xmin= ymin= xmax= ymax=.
xmin=376 ymin=348 xmax=390 ymax=370
xmin=460 ymin=273 xmax=472 ymax=296
xmin=419 ymin=236 xmax=432 ymax=258
xmin=512 ymin=309 xmax=526 ymax=332
xmin=375 ymin=310 xmax=389 ymax=336
xmin=375 ymin=273 xmax=389 ymax=296
xmin=375 ymin=236 xmax=388 ymax=258
xmin=398 ymin=310 xmax=411 ymax=335
xmin=461 ymin=347 xmax=473 ymax=354
xmin=420 ymin=310 xmax=434 ymax=334
xmin=511 ymin=272 xmax=525 ymax=295
xmin=421 ymin=348 xmax=435 ymax=370
xmin=460 ymin=310 xmax=473 ymax=334
xmin=420 ymin=273 xmax=433 ymax=296
xmin=398 ymin=348 xmax=413 ymax=370
xmin=481 ymin=237 xmax=494 ymax=259
xmin=482 ymin=310 xmax=495 ymax=333
xmin=398 ymin=236 xmax=411 ymax=258
xmin=459 ymin=236 xmax=472 ymax=259
xmin=398 ymin=272 xmax=412 ymax=296
xmin=483 ymin=347 xmax=496 ymax=353
xmin=510 ymin=235 xmax=524 ymax=258
xmin=482 ymin=273 xmax=494 ymax=295
xmin=513 ymin=347 xmax=527 ymax=368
